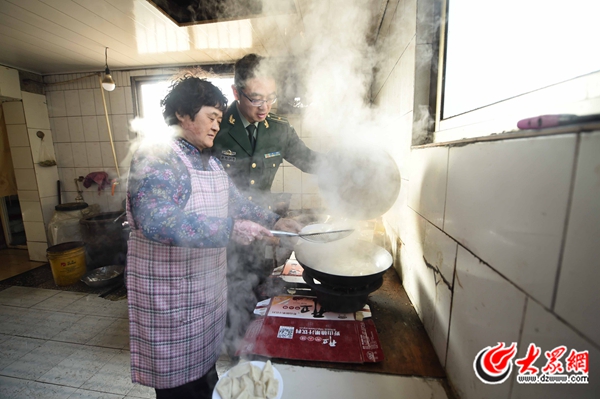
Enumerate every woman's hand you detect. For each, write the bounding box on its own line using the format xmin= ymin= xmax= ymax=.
xmin=273 ymin=218 xmax=302 ymax=233
xmin=232 ymin=220 xmax=273 ymax=245
xmin=272 ymin=218 xmax=303 ymax=249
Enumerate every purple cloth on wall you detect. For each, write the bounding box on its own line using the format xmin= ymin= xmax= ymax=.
xmin=83 ymin=172 xmax=110 ymax=193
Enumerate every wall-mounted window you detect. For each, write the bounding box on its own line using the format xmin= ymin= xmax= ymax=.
xmin=131 ymin=70 xmax=234 ymax=132
xmin=434 ymin=0 xmax=600 ymax=142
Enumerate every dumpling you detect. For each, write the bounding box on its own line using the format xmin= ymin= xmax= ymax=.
xmin=250 ymin=364 xmax=262 ymax=382
xmin=216 ymin=376 xmax=232 ymax=399
xmin=229 ymin=362 xmax=252 ymax=379
xmin=260 ymin=360 xmax=274 ymax=384
xmin=231 ymin=376 xmax=242 ymax=398
xmin=253 ymin=380 xmax=265 ymax=397
xmin=265 ymin=377 xmax=279 ymax=399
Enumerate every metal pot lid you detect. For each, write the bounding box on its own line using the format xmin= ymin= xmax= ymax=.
xmin=316 ymin=145 xmax=401 ymax=220
xmin=294 ymin=239 xmax=392 ymax=277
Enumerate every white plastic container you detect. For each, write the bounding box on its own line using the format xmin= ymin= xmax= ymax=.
xmin=47 ymin=202 xmax=99 ymax=246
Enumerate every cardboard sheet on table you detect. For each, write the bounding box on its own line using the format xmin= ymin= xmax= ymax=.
xmin=237 ymin=295 xmax=384 ymax=363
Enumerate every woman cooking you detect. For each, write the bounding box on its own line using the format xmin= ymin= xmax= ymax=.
xmin=126 ymin=75 xmax=299 ymax=398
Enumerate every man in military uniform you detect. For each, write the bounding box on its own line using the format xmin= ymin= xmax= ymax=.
xmin=212 ymin=53 xmax=319 ymax=211
xmin=212 ymin=54 xmax=321 ymax=355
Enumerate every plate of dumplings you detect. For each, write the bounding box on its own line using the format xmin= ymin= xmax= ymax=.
xmin=213 ymin=360 xmax=283 ymax=399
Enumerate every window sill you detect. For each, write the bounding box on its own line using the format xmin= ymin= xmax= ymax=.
xmin=413 ymin=121 xmax=600 ymax=149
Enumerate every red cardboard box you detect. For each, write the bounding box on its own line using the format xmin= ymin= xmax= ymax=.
xmin=237 ymin=296 xmax=384 ymax=363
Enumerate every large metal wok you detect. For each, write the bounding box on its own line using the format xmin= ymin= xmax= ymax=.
xmin=294 ymin=239 xmax=393 ymax=288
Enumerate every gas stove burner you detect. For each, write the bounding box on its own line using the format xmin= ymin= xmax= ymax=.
xmin=302 ymin=271 xmax=383 ymax=313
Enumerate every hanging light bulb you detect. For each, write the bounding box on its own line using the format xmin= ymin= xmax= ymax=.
xmin=101 ymin=47 xmax=116 ymax=91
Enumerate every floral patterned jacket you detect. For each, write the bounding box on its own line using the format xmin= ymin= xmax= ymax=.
xmin=127 ymin=137 xmax=279 ymax=247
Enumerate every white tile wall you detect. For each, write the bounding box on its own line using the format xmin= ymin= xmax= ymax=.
xmin=34 ymin=165 xmax=59 ymax=198
xmin=423 ymin=222 xmax=457 ymax=289
xmin=6 ymin=124 xmax=29 ymax=147
xmin=10 ymin=147 xmax=34 ymax=169
xmin=64 ymin=91 xmax=81 ymax=116
xmin=554 ymin=131 xmax=600 ymax=346
xmin=17 ymin=190 xmax=39 ymax=202
xmin=67 ymin=117 xmax=85 ymax=142
xmin=79 ymin=89 xmax=96 ymax=116
xmin=27 ymin=241 xmax=48 ymax=262
xmin=108 ymin=87 xmax=126 ymax=114
xmin=444 ymin=135 xmax=577 ymax=307
xmin=20 ymin=201 xmax=43 ymax=223
xmin=14 ymin=169 xmax=37 ymax=191
xmin=412 ymin=223 xmax=453 ymax=368
xmin=408 ymin=146 xmax=448 ymax=229
xmin=71 ymin=143 xmax=88 ymax=167
xmin=55 ymin=143 xmax=74 ymax=167
xmin=110 ymin=115 xmax=129 ymax=142
xmin=511 ymin=300 xmax=598 ymax=399
xmin=23 ymin=221 xmax=47 ymax=242
xmin=94 ymin=89 xmax=110 ymax=115
xmin=51 ymin=117 xmax=70 ymax=143
xmin=82 ymin=116 xmax=100 ymax=142
xmin=21 ymin=92 xmax=51 ymax=129
xmin=85 ymin=142 xmax=103 ymax=168
xmin=2 ymin=101 xmax=25 ymax=124
xmin=46 ymin=91 xmax=66 ymax=117
xmin=446 ymin=247 xmax=526 ymax=399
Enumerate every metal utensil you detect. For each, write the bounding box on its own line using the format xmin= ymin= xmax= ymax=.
xmin=269 ymin=228 xmax=354 ymax=243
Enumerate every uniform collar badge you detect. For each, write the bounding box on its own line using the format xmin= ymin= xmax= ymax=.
xmin=222 ymin=149 xmax=236 ymax=156
xmin=229 ymin=115 xmax=235 ymax=125
xmin=264 ymin=120 xmax=269 ymax=128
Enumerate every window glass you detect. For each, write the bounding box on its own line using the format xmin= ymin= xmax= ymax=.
xmin=443 ymin=0 xmax=600 ymax=119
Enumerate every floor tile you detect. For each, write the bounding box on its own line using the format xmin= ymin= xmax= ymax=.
xmin=86 ymin=318 xmax=130 ymax=349
xmin=0 ymin=375 xmax=29 ymax=398
xmin=22 ymin=310 xmax=84 ymax=340
xmin=125 ymin=383 xmax=154 ymax=399
xmin=81 ymin=350 xmax=134 ymax=395
xmin=37 ymin=346 xmax=119 ymax=388
xmin=32 ymin=291 xmax=88 ymax=311
xmin=0 ymin=336 xmax=44 ymax=370
xmin=0 ymin=286 xmax=58 ymax=308
xmin=68 ymin=294 xmax=129 ymax=318
xmin=52 ymin=315 xmax=116 ymax=344
xmin=14 ymin=380 xmax=78 ymax=399
xmin=1 ymin=340 xmax=82 ymax=380
xmin=68 ymin=389 xmax=125 ymax=398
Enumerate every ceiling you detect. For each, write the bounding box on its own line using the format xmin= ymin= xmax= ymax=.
xmin=0 ymin=0 xmax=387 ymax=76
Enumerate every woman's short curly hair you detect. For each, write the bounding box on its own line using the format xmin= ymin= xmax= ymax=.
xmin=161 ymin=76 xmax=228 ymax=126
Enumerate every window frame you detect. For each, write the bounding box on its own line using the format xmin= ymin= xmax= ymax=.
xmin=424 ymin=0 xmax=600 ymax=145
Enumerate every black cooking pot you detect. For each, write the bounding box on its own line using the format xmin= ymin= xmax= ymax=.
xmin=294 ymin=239 xmax=393 ymax=288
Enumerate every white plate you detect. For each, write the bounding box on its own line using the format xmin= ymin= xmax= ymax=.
xmin=212 ymin=360 xmax=284 ymax=399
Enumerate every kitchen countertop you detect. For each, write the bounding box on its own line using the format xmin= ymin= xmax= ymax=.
xmin=268 ymin=267 xmax=446 ymax=378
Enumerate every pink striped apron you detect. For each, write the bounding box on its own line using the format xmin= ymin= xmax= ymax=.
xmin=126 ymin=141 xmax=229 ymax=389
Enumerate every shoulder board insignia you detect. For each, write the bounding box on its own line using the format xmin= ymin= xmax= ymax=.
xmin=222 ymin=149 xmax=236 ymax=156
xmin=265 ymin=151 xmax=281 ymax=158
xmin=266 ymin=113 xmax=289 ymax=124
xmin=229 ymin=115 xmax=235 ymax=125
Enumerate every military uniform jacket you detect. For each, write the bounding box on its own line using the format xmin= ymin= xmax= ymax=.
xmin=212 ymin=103 xmax=319 ymax=209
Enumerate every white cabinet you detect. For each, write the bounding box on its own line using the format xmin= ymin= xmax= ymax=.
xmin=0 ymin=66 xmax=22 ymax=100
